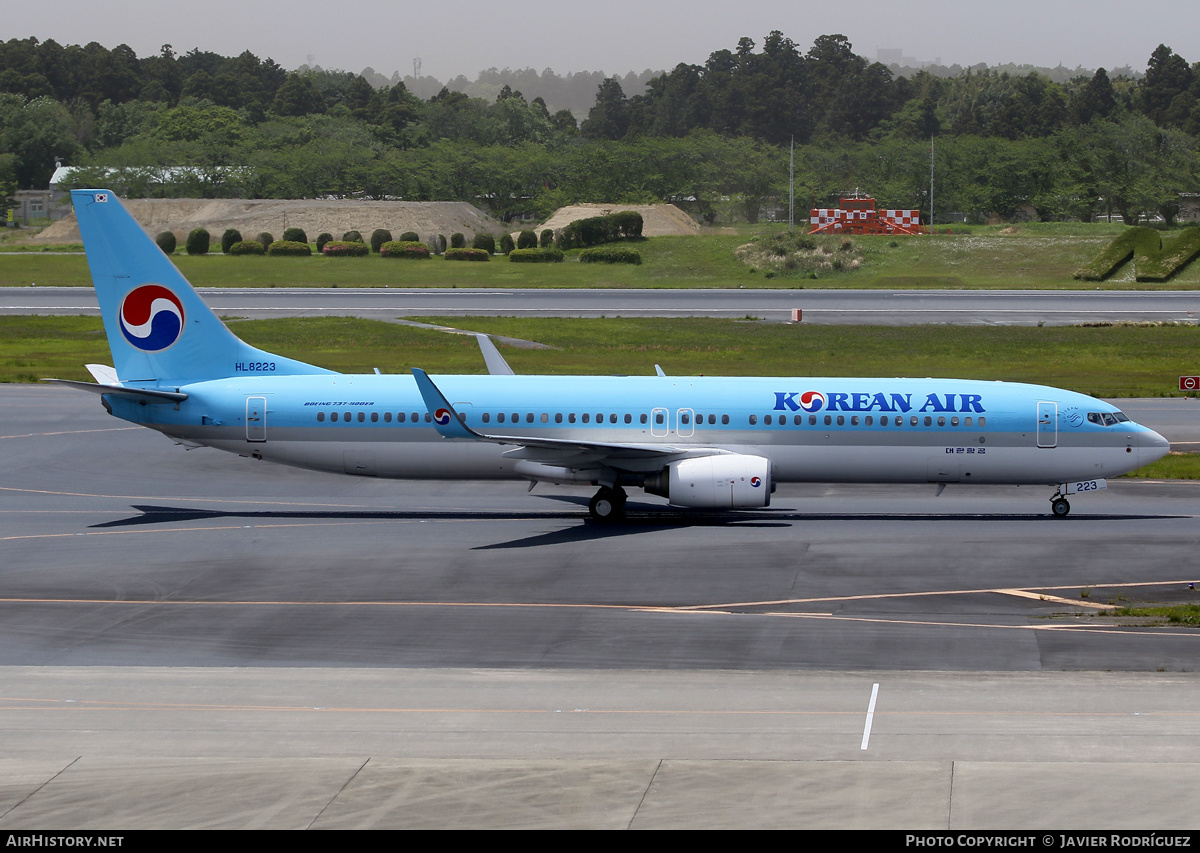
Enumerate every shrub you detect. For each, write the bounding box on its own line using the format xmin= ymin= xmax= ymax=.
xmin=155 ymin=231 xmax=176 ymax=254
xmin=1075 ymin=227 xmax=1158 ymax=281
xmin=256 ymin=232 xmax=274 ymax=250
xmin=342 ymin=230 xmax=363 ymax=243
xmin=399 ymin=231 xmax=419 ymax=242
xmin=517 ymin=229 xmax=538 ymax=250
xmin=450 ymin=232 xmax=465 ymax=249
xmin=558 ymin=211 xmax=644 ymax=249
xmin=282 ymin=227 xmax=307 ymax=244
xmin=370 ymin=229 xmax=392 ymax=253
xmin=315 ymin=232 xmax=333 ymax=253
xmin=444 ymin=248 xmax=490 ymax=261
xmin=438 ymin=235 xmax=447 ymax=254
xmin=1135 ymin=227 xmax=1200 ymax=282
xmin=499 ymin=233 xmax=515 ymax=255
xmin=322 ymin=240 xmax=371 ymax=257
xmin=540 ymin=229 xmax=554 ymax=248
xmin=229 ymin=240 xmax=265 ymax=255
xmin=509 ymin=247 xmax=564 ymax=263
xmin=472 ymin=233 xmax=496 ymax=254
xmin=221 ymin=228 xmax=242 ymax=254
xmin=185 ymin=228 xmax=210 ymax=255
xmin=380 ymin=240 xmax=430 ymax=259
xmin=579 ymin=247 xmax=642 ymax=265
xmin=268 ymin=240 xmax=313 ymax=256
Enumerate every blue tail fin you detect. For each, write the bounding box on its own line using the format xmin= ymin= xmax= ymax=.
xmin=72 ymin=189 xmax=335 ymax=386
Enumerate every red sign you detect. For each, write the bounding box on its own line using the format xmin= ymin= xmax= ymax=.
xmin=1180 ymin=376 xmax=1200 ymax=391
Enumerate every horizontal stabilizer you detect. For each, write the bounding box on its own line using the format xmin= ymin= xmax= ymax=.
xmin=45 ymin=378 xmax=188 ymax=403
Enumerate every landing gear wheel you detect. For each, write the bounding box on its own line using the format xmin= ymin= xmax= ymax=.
xmin=589 ymin=486 xmax=627 ymax=522
xmin=1051 ymin=498 xmax=1071 ymax=518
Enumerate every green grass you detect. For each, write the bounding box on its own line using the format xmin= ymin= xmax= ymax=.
xmin=5 ymin=225 xmax=1200 ymax=289
xmin=1109 ymin=604 xmax=1200 ymax=625
xmin=10 ymin=314 xmax=1200 ymax=399
xmin=1121 ymin=452 xmax=1200 ymax=480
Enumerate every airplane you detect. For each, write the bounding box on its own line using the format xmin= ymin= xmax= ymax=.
xmin=52 ymin=189 xmax=1171 ymax=521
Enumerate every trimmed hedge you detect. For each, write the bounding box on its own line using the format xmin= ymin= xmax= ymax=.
xmin=579 ymin=247 xmax=642 ymax=264
xmin=472 ymin=233 xmax=496 ymax=254
xmin=323 ymin=241 xmax=371 ymax=257
xmin=282 ymin=227 xmax=307 ymax=244
xmin=155 ymin=231 xmax=176 ymax=254
xmin=186 ymin=228 xmax=210 ymax=255
xmin=316 ymin=232 xmax=333 ymax=253
xmin=1136 ymin=227 xmax=1200 ymax=282
xmin=229 ymin=240 xmax=265 ymax=255
xmin=343 ymin=230 xmax=363 ymax=243
xmin=268 ymin=240 xmax=313 ymax=256
xmin=370 ymin=229 xmax=392 ymax=253
xmin=380 ymin=240 xmax=431 ymax=259
xmin=445 ymin=248 xmax=490 ymax=261
xmin=399 ymin=231 xmax=419 ymax=242
xmin=256 ymin=232 xmax=274 ymax=250
xmin=221 ymin=228 xmax=242 ymax=254
xmin=509 ymin=247 xmax=564 ymax=263
xmin=558 ymin=211 xmax=644 ymax=249
xmin=540 ymin=229 xmax=554 ymax=248
xmin=499 ymin=233 xmax=515 ymax=255
xmin=1074 ymin=227 xmax=1157 ymax=281
xmin=517 ymin=229 xmax=538 ymax=250
xmin=450 ymin=233 xmax=465 ymax=249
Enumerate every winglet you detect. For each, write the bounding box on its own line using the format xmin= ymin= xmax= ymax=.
xmin=411 ymin=368 xmax=480 ymax=439
xmin=475 ymin=334 xmax=515 ymax=375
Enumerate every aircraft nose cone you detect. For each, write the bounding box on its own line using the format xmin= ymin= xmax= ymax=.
xmin=1138 ymin=427 xmax=1170 ymax=465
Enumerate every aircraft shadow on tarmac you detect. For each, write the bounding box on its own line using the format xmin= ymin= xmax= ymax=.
xmin=88 ymin=500 xmax=1181 ymax=550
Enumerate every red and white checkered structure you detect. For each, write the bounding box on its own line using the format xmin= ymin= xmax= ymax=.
xmin=809 ymin=195 xmax=926 ymax=236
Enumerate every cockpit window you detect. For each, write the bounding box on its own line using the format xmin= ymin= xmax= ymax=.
xmin=1088 ymin=411 xmax=1130 ymax=426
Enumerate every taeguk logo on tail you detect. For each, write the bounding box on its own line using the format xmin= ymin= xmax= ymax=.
xmin=119 ymin=284 xmax=185 ymax=351
xmin=434 ymin=408 xmax=452 ymax=426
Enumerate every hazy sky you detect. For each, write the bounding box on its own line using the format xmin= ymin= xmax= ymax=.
xmin=7 ymin=0 xmax=1197 ymax=79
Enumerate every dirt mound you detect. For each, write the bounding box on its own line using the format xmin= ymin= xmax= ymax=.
xmin=536 ymin=203 xmax=699 ymax=237
xmin=36 ymin=198 xmax=505 ymax=244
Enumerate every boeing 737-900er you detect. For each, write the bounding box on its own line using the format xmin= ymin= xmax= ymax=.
xmin=53 ymin=189 xmax=1170 ymax=521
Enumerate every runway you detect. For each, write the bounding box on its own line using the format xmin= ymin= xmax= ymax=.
xmin=4 ymin=384 xmax=1200 ymax=827
xmin=6 ymin=285 xmax=1200 ymax=325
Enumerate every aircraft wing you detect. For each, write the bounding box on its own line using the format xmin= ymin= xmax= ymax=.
xmin=411 ymin=368 xmax=701 ymax=463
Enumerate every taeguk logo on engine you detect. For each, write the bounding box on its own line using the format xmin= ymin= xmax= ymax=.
xmin=119 ymin=284 xmax=185 ymax=351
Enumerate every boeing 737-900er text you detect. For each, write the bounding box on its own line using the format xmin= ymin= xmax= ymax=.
xmin=53 ymin=189 xmax=1170 ymax=521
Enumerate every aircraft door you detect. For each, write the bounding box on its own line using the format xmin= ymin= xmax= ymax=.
xmin=676 ymin=408 xmax=695 ymax=437
xmin=1037 ymin=402 xmax=1057 ymax=448
xmin=246 ymin=396 xmax=266 ymax=442
xmin=651 ymin=407 xmax=669 ymax=437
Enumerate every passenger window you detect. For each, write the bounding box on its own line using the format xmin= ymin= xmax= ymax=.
xmin=951 ymin=417 xmax=959 ymax=427
xmin=809 ymin=415 xmax=817 ymax=426
xmin=541 ymin=413 xmax=549 ymax=423
xmin=824 ymin=415 xmax=831 ymax=426
xmin=583 ymin=413 xmax=590 ymax=423
xmin=851 ymin=416 xmax=859 ymax=426
xmin=837 ymin=415 xmax=845 ymax=426
xmin=794 ymin=415 xmax=802 ymax=425
xmin=610 ymin=413 xmax=617 ymax=423
xmin=569 ymin=413 xmax=576 ymax=423
xmin=412 ymin=412 xmax=420 ymax=422
xmin=764 ymin=415 xmax=771 ymax=425
xmin=526 ymin=413 xmax=534 ymax=423
xmin=910 ymin=416 xmax=918 ymax=426
xmin=978 ymin=417 xmax=986 ymax=427
xmin=384 ymin=412 xmax=392 ymax=423
xmin=655 ymin=413 xmax=664 ymax=425
xmin=555 ymin=413 xmax=562 ymax=423
xmin=965 ymin=417 xmax=973 ymax=427
xmin=317 ymin=412 xmax=325 ymax=422
xmin=721 ymin=414 xmax=729 ymax=425
xmin=709 ymin=414 xmax=716 ymax=425
xmin=641 ymin=414 xmax=648 ymax=424
xmin=625 ymin=414 xmax=632 ymax=424
xmin=938 ymin=416 xmax=945 ymax=427
xmin=424 ymin=413 xmax=431 ymax=423
xmin=684 ymin=413 xmax=693 ymax=425
xmin=749 ymin=414 xmax=758 ymax=425
xmin=482 ymin=413 xmax=490 ymax=423
xmin=371 ymin=412 xmax=379 ymax=422
xmin=865 ymin=416 xmax=873 ymax=426
xmin=498 ymin=412 xmax=506 ymax=423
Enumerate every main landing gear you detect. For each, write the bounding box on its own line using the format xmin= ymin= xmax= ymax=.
xmin=589 ymin=486 xmax=627 ymax=522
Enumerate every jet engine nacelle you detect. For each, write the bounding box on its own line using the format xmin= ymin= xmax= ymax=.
xmin=644 ymin=455 xmax=772 ymax=509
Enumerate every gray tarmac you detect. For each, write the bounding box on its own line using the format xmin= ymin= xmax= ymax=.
xmin=5 ymin=384 xmax=1200 ymax=828
xmin=6 ymin=285 xmax=1200 ymax=325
